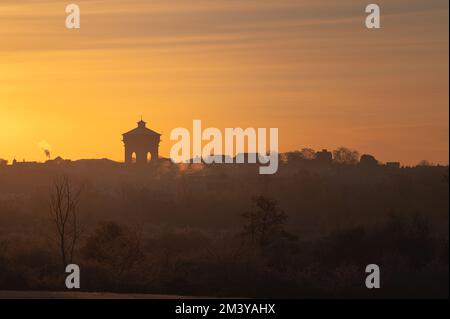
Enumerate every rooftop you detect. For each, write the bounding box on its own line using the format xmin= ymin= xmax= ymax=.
xmin=122 ymin=119 xmax=161 ymax=137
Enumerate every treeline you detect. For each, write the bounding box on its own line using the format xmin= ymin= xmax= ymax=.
xmin=0 ymin=150 xmax=448 ymax=297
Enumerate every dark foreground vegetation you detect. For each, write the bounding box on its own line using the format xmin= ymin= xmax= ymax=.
xmin=0 ymin=152 xmax=448 ymax=298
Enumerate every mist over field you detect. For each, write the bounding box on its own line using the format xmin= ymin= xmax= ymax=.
xmin=0 ymin=154 xmax=448 ymax=298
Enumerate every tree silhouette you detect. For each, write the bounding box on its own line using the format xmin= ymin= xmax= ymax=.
xmin=285 ymin=148 xmax=316 ymax=162
xmin=242 ymin=196 xmax=287 ymax=246
xmin=81 ymin=221 xmax=143 ymax=276
xmin=49 ymin=176 xmax=82 ymax=269
xmin=299 ymin=148 xmax=316 ymax=160
xmin=333 ymin=147 xmax=359 ymax=165
xmin=417 ymin=160 xmax=434 ymax=167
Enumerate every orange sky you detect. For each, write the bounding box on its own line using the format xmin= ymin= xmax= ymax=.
xmin=0 ymin=0 xmax=448 ymax=165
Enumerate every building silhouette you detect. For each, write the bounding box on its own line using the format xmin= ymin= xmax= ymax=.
xmin=315 ymin=149 xmax=333 ymax=165
xmin=122 ymin=119 xmax=161 ymax=164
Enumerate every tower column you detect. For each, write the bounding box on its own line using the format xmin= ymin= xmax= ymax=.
xmin=124 ymin=146 xmax=133 ymax=164
xmin=151 ymin=147 xmax=159 ymax=162
xmin=136 ymin=150 xmax=147 ymax=165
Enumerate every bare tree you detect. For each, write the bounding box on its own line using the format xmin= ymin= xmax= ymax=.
xmin=333 ymin=147 xmax=360 ymax=165
xmin=49 ymin=176 xmax=82 ymax=268
xmin=242 ymin=196 xmax=287 ymax=246
xmin=284 ymin=148 xmax=316 ymax=163
xmin=299 ymin=148 xmax=316 ymax=160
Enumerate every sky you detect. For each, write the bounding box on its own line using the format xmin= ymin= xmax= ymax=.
xmin=0 ymin=0 xmax=448 ymax=165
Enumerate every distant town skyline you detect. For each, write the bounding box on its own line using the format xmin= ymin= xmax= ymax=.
xmin=0 ymin=0 xmax=448 ymax=166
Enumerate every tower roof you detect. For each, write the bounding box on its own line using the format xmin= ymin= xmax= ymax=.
xmin=122 ymin=119 xmax=161 ymax=137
